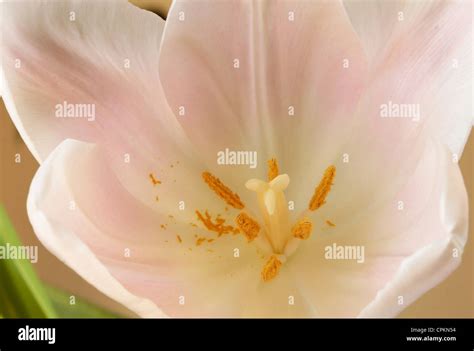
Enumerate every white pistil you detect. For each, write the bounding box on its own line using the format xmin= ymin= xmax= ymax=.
xmin=246 ymin=174 xmax=291 ymax=253
xmin=264 ymin=189 xmax=276 ymax=215
xmin=283 ymin=237 xmax=301 ymax=257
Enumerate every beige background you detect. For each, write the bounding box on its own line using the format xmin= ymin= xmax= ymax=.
xmin=0 ymin=0 xmax=472 ymax=317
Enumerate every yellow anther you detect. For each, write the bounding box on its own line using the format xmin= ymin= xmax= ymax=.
xmin=267 ymin=158 xmax=279 ymax=181
xmin=291 ymin=217 xmax=313 ymax=240
xmin=202 ymin=171 xmax=245 ymax=209
xmin=261 ymin=255 xmax=282 ymax=282
xmin=308 ymin=165 xmax=336 ymax=211
xmin=235 ymin=212 xmax=260 ymax=242
xmin=326 ymin=220 xmax=336 ymax=227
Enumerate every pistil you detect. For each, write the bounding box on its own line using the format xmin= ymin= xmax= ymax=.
xmin=246 ymin=174 xmax=291 ymax=253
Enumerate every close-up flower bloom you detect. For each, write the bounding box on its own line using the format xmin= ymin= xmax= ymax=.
xmin=0 ymin=0 xmax=472 ymax=318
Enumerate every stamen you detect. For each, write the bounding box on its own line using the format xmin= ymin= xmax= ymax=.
xmin=326 ymin=220 xmax=336 ymax=227
xmin=308 ymin=165 xmax=336 ymax=211
xmin=267 ymin=158 xmax=279 ymax=181
xmin=235 ymin=212 xmax=260 ymax=242
xmin=202 ymin=171 xmax=245 ymax=209
xmin=291 ymin=217 xmax=313 ymax=240
xmin=196 ymin=210 xmax=239 ymax=236
xmin=261 ymin=255 xmax=282 ymax=282
xmin=176 ymin=235 xmax=182 ymax=243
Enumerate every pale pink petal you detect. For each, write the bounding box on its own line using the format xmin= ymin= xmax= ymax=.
xmin=293 ymin=0 xmax=471 ymax=221
xmin=287 ymin=140 xmax=467 ymax=317
xmin=358 ymin=141 xmax=468 ymax=316
xmin=28 ymin=140 xmax=166 ymax=317
xmin=1 ymin=1 xmax=230 ymax=214
xmin=28 ymin=139 xmax=266 ymax=317
xmin=0 ymin=0 xmax=180 ymax=163
xmin=159 ymin=0 xmax=368 ymax=186
xmin=343 ymin=0 xmax=472 ymax=156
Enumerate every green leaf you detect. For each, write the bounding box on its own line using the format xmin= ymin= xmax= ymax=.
xmin=45 ymin=285 xmax=119 ymax=318
xmin=0 ymin=205 xmax=57 ymax=318
xmin=0 ymin=205 xmax=121 ymax=318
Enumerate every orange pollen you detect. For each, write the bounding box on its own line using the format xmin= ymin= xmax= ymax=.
xmin=176 ymin=235 xmax=182 ymax=243
xmin=326 ymin=220 xmax=336 ymax=227
xmin=149 ymin=173 xmax=162 ymax=186
xmin=267 ymin=158 xmax=279 ymax=181
xmin=235 ymin=212 xmax=260 ymax=242
xmin=261 ymin=255 xmax=282 ymax=282
xmin=291 ymin=217 xmax=313 ymax=240
xmin=195 ymin=210 xmax=239 ymax=237
xmin=196 ymin=237 xmax=206 ymax=246
xmin=309 ymin=165 xmax=336 ymax=211
xmin=202 ymin=171 xmax=245 ymax=209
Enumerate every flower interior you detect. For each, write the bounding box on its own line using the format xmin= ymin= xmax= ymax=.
xmin=152 ymin=159 xmax=336 ymax=283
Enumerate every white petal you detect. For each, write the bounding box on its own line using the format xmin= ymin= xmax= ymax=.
xmin=287 ymin=140 xmax=468 ymax=317
xmin=343 ymin=0 xmax=472 ymax=156
xmin=358 ymin=143 xmax=468 ymax=317
xmin=159 ymin=0 xmax=368 ymax=188
xmin=28 ymin=139 xmax=264 ymax=317
xmin=0 ymin=0 xmax=176 ymax=163
xmin=27 ymin=139 xmax=166 ymax=317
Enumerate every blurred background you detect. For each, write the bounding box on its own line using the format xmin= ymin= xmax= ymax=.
xmin=0 ymin=0 xmax=472 ymax=318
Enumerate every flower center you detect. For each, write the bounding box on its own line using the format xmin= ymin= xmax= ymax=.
xmin=200 ymin=159 xmax=336 ymax=282
xmin=152 ymin=159 xmax=336 ymax=283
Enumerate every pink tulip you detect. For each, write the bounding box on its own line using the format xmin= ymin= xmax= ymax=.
xmin=1 ymin=0 xmax=471 ymax=317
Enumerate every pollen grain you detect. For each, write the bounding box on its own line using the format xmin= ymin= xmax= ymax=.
xmin=196 ymin=210 xmax=239 ymax=236
xmin=149 ymin=173 xmax=162 ymax=186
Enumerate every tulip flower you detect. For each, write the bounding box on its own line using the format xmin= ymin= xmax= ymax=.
xmin=1 ymin=0 xmax=471 ymax=317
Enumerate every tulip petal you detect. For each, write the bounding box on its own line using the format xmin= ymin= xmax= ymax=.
xmin=159 ymin=0 xmax=369 ymax=185
xmin=28 ymin=139 xmax=268 ymax=317
xmin=0 ymin=0 xmax=177 ymax=163
xmin=286 ymin=140 xmax=467 ymax=317
xmin=343 ymin=0 xmax=472 ymax=156
xmin=27 ymin=140 xmax=166 ymax=317
xmin=358 ymin=142 xmax=468 ymax=317
xmin=1 ymin=0 xmax=233 ymax=215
